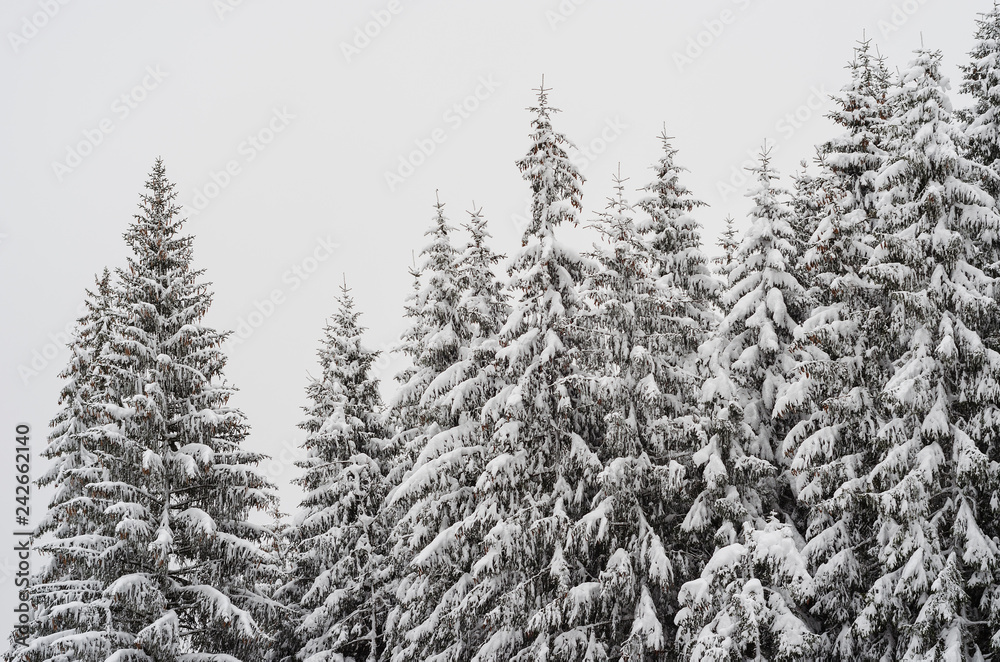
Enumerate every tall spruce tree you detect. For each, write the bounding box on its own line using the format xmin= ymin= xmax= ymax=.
xmin=852 ymin=47 xmax=1000 ymax=659
xmin=561 ymin=168 xmax=691 ymax=658
xmin=13 ymin=159 xmax=281 ymax=661
xmin=789 ymin=158 xmax=828 ymax=298
xmin=634 ymin=130 xmax=719 ymax=434
xmin=379 ymin=196 xmax=467 ymax=653
xmin=390 ymin=196 xmax=464 ymax=421
xmin=286 ymin=283 xmax=388 ymax=661
xmin=960 ymin=4 xmax=1000 ymax=203
xmin=384 ymin=206 xmax=510 ymax=661
xmin=457 ymin=80 xmax=604 ymax=660
xmin=960 ymin=4 xmax=1000 ymax=278
xmin=712 ymin=215 xmax=740 ymax=290
xmin=677 ymin=150 xmax=817 ymax=660
xmin=10 ymin=271 xmax=117 ymax=659
xmin=383 ymin=195 xmax=465 ymax=495
xmin=785 ymin=37 xmax=894 ymax=658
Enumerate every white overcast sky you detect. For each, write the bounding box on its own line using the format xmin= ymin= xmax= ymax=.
xmin=0 ymin=0 xmax=989 ymax=635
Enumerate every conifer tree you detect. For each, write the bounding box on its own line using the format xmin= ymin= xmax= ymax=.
xmin=383 ymin=195 xmax=464 ymax=492
xmin=635 ymin=130 xmax=715 ymax=301
xmin=712 ymin=215 xmax=740 ymax=290
xmin=789 ymin=158 xmax=828 ymax=297
xmin=677 ymin=150 xmax=817 ymax=660
xmin=11 ymin=271 xmax=117 ymax=660
xmin=634 ymin=130 xmax=719 ymax=432
xmin=459 ymin=80 xmax=602 ymax=660
xmin=960 ymin=4 xmax=1000 ymax=203
xmin=454 ymin=205 xmax=508 ymax=351
xmin=960 ymin=5 xmax=1000 ymax=278
xmin=379 ymin=196 xmax=467 ymax=650
xmin=784 ymin=37 xmax=894 ymax=657
xmin=852 ymin=47 xmax=1000 ymax=659
xmin=391 ymin=196 xmax=464 ymax=420
xmin=384 ymin=206 xmax=510 ymax=661
xmin=287 ymin=283 xmax=388 ymax=662
xmin=556 ymin=168 xmax=691 ymax=658
xmin=13 ymin=159 xmax=281 ymax=661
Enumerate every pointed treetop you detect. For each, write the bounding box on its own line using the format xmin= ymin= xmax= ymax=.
xmin=533 ymin=73 xmax=551 ymax=98
xmin=515 ymin=80 xmax=585 ymax=240
xmin=718 ymin=215 xmax=738 ymax=247
xmin=754 ymin=143 xmax=775 ymax=172
xmin=137 ymin=156 xmax=179 ymax=223
xmin=613 ymin=162 xmax=628 ymax=196
xmin=528 ymin=73 xmax=559 ymax=117
xmin=639 ymin=127 xmax=705 ymax=215
xmin=462 ymin=202 xmax=493 ymax=249
xmin=656 ymin=126 xmax=678 ymax=157
xmin=746 ymin=144 xmax=786 ymax=197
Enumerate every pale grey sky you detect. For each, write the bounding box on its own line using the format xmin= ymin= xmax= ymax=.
xmin=0 ymin=0 xmax=986 ymax=637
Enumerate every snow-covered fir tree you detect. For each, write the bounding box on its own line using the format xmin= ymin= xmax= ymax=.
xmin=789 ymin=158 xmax=828 ymax=298
xmin=11 ymin=270 xmax=117 ymax=659
xmin=285 ymin=282 xmax=388 ymax=661
xmin=454 ymin=205 xmax=509 ymax=354
xmin=565 ymin=167 xmax=691 ymax=658
xmin=712 ymin=215 xmax=740 ymax=290
xmin=382 ymin=195 xmax=465 ymax=506
xmin=960 ymin=4 xmax=1000 ymax=205
xmin=455 ymin=80 xmax=607 ymax=660
xmin=379 ymin=196 xmax=469 ymax=653
xmin=960 ymin=4 xmax=1000 ymax=277
xmin=384 ymin=206 xmax=511 ymax=661
xmin=784 ymin=37 xmax=894 ymax=658
xmin=676 ymin=150 xmax=818 ymax=660
xmin=634 ymin=130 xmax=719 ymax=430
xmin=13 ymin=159 xmax=282 ymax=661
xmin=852 ymin=47 xmax=1000 ymax=659
xmin=389 ymin=195 xmax=464 ymax=433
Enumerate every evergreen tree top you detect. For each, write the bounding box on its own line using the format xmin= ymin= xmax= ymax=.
xmin=461 ymin=203 xmax=497 ymax=259
xmin=391 ymin=194 xmax=465 ymax=423
xmin=597 ymin=165 xmax=634 ymax=238
xmin=840 ymin=35 xmax=891 ymax=106
xmin=633 ymin=127 xmax=716 ymax=302
xmin=894 ymin=47 xmax=954 ymax=119
xmin=313 ymin=280 xmax=376 ymax=379
xmin=408 ymin=193 xmax=461 ymax=351
xmin=744 ymin=148 xmax=793 ymax=227
xmin=726 ymin=148 xmax=802 ymax=317
xmin=712 ymin=214 xmax=740 ymax=290
xmin=959 ymin=4 xmax=1000 ymax=196
xmin=881 ymin=48 xmax=979 ymax=191
xmin=637 ymin=126 xmax=706 ymax=220
xmin=961 ymin=3 xmax=1000 ymax=114
xmin=459 ymin=204 xmax=504 ymax=301
xmin=331 ymin=280 xmax=363 ymax=335
xmin=421 ymin=191 xmax=458 ymax=269
xmin=515 ymin=77 xmax=585 ymax=243
xmin=123 ymin=157 xmax=195 ymax=275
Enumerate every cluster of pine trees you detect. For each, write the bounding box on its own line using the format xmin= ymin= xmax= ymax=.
xmin=15 ymin=9 xmax=1000 ymax=661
